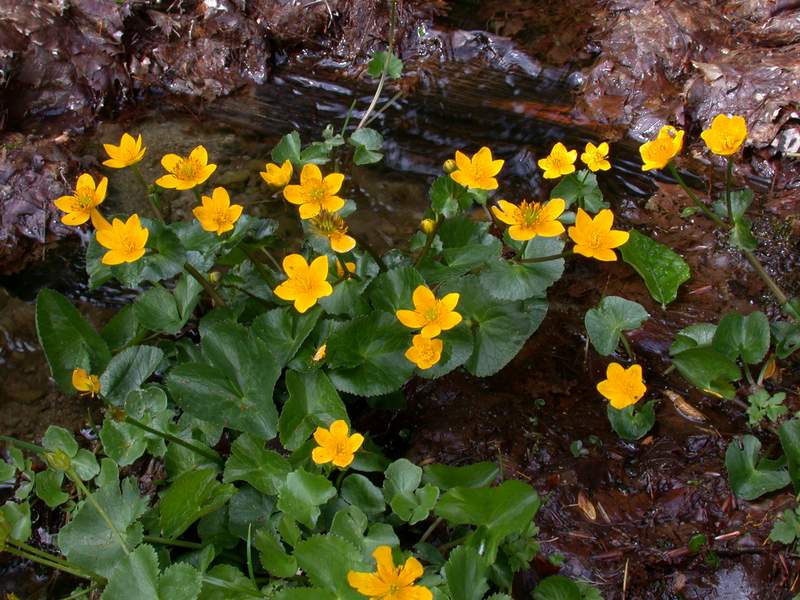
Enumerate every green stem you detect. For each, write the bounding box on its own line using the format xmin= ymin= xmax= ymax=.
xmin=133 ymin=164 xmax=164 ymax=222
xmin=69 ymin=471 xmax=130 ymax=557
xmin=741 ymin=249 xmax=790 ymax=307
xmin=340 ymin=98 xmax=358 ymax=136
xmin=363 ymin=90 xmax=403 ymax=128
xmin=142 ymin=535 xmax=205 ymax=549
xmin=620 ymin=333 xmax=635 ymax=360
xmin=355 ymin=0 xmax=397 ymax=130
xmin=242 ymin=247 xmax=278 ymax=286
xmin=352 ymin=233 xmax=387 ymax=272
xmin=60 ymin=587 xmax=95 ymax=600
xmin=516 ymin=250 xmax=572 ymax=264
xmin=3 ymin=545 xmax=98 ymax=581
xmin=124 ymin=416 xmax=222 ymax=466
xmin=0 ymin=435 xmax=45 ymax=454
xmin=8 ymin=540 xmax=72 ymax=566
xmin=202 ymin=575 xmax=265 ymax=597
xmin=184 ymin=262 xmax=226 ymax=307
xmin=414 ymin=216 xmax=441 ymax=267
xmin=668 ymin=163 xmax=725 ymax=227
xmin=725 ymin=157 xmax=734 ymax=222
xmin=418 ymin=517 xmax=444 ymax=545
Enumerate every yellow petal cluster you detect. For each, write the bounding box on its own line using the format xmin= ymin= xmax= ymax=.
xmin=103 ymin=133 xmax=146 ymax=169
xmin=580 ymin=142 xmax=611 ymax=172
xmin=156 ymin=145 xmax=217 ymax=190
xmin=96 ymin=214 xmax=149 ymax=265
xmin=450 ymin=147 xmax=504 ymax=190
xmin=71 ymin=368 xmax=101 ymax=398
xmin=336 ymin=259 xmax=357 ymax=278
xmin=312 ymin=420 xmax=364 ymax=468
xmin=192 ymin=187 xmax=243 ymax=235
xmin=310 ymin=210 xmax=356 ymax=253
xmin=567 ymin=208 xmax=629 ymax=262
xmin=396 ymin=285 xmax=462 ymax=338
xmin=53 ymin=173 xmax=108 ymax=226
xmin=260 ymin=159 xmax=293 ymax=187
xmin=404 ymin=335 xmax=443 ymax=370
xmin=273 ymin=254 xmax=333 ymax=313
xmin=538 ymin=143 xmax=577 ymax=179
xmin=597 ymin=362 xmax=647 ymax=409
xmin=700 ymin=114 xmax=747 ymax=156
xmin=491 ymin=198 xmax=565 ymax=241
xmin=639 ymin=125 xmax=684 ymax=171
xmin=347 ymin=546 xmax=432 ymax=600
xmin=283 ymin=164 xmax=345 ymax=219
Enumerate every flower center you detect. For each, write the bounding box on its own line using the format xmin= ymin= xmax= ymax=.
xmin=418 ymin=344 xmax=436 ymax=362
xmin=312 ymin=211 xmax=345 ymax=235
xmin=214 ymin=208 xmax=231 ymax=227
xmin=75 ymin=187 xmax=95 ymax=209
xmin=308 ymin=183 xmax=327 ymax=203
xmin=423 ymin=306 xmax=440 ymax=322
xmin=121 ymin=235 xmax=139 ymax=254
xmin=587 ymin=229 xmax=603 ymax=249
xmin=520 ymin=202 xmax=542 ymax=226
xmin=176 ymin=158 xmax=201 ymax=180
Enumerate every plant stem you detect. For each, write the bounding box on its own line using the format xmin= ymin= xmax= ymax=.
xmin=741 ymin=249 xmax=789 ymax=307
xmin=69 ymin=471 xmax=130 ymax=557
xmin=418 ymin=517 xmax=444 ymax=545
xmin=725 ymin=157 xmax=734 ymax=222
xmin=202 ymin=575 xmax=265 ymax=597
xmin=620 ymin=334 xmax=635 ymax=360
xmin=414 ymin=216 xmax=441 ymax=267
xmin=0 ymin=435 xmax=46 ymax=454
xmin=124 ymin=416 xmax=223 ymax=466
xmin=133 ymin=164 xmax=164 ymax=222
xmin=8 ymin=540 xmax=71 ymax=566
xmin=3 ymin=545 xmax=98 ymax=581
xmin=142 ymin=535 xmax=205 ymax=549
xmin=356 ymin=0 xmax=397 ymax=130
xmin=184 ymin=262 xmax=226 ymax=307
xmin=340 ymin=98 xmax=358 ymax=136
xmin=352 ymin=233 xmax=387 ymax=272
xmin=241 ymin=247 xmax=278 ymax=286
xmin=364 ymin=90 xmax=403 ymax=128
xmin=516 ymin=250 xmax=572 ymax=264
xmin=667 ymin=163 xmax=725 ymax=227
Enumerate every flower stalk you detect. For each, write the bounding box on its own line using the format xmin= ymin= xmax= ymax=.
xmin=68 ymin=470 xmax=130 ymax=557
xmin=3 ymin=543 xmax=99 ymax=581
xmin=183 ymin=263 xmax=226 ymax=307
xmin=123 ymin=416 xmax=223 ymax=466
xmin=133 ymin=164 xmax=164 ymax=222
xmin=356 ymin=0 xmax=398 ymax=130
xmin=516 ymin=250 xmax=572 ymax=264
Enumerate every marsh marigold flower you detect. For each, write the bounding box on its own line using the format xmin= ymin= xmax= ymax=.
xmin=260 ymin=159 xmax=293 ymax=187
xmin=336 ymin=259 xmax=356 ymax=278
xmin=450 ymin=147 xmax=504 ymax=190
xmin=538 ymin=142 xmax=577 ymax=179
xmin=310 ymin=210 xmax=356 ymax=253
xmin=273 ymin=254 xmax=333 ymax=313
xmin=96 ymin=214 xmax=149 ymax=265
xmin=396 ymin=285 xmax=461 ymax=338
xmin=639 ymin=125 xmax=684 ymax=171
xmin=491 ymin=198 xmax=565 ymax=241
xmin=405 ymin=335 xmax=443 ymax=370
xmin=568 ymin=208 xmax=629 ymax=262
xmin=420 ymin=218 xmax=436 ymax=235
xmin=312 ymin=420 xmax=364 ymax=468
xmin=597 ymin=362 xmax=646 ymax=410
xmin=103 ymin=133 xmax=146 ymax=169
xmin=192 ymin=187 xmax=243 ymax=235
xmin=701 ymin=114 xmax=747 ymax=156
xmin=348 ymin=546 xmax=432 ymax=600
xmin=72 ymin=368 xmax=101 ymax=398
xmin=283 ymin=164 xmax=345 ymax=219
xmin=581 ymin=142 xmax=611 ymax=172
xmin=54 ymin=173 xmax=108 ymax=226
xmin=156 ymin=145 xmax=217 ymax=190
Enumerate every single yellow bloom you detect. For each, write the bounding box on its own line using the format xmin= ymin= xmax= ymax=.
xmin=260 ymin=159 xmax=293 ymax=187
xmin=96 ymin=214 xmax=149 ymax=265
xmin=53 ymin=173 xmax=108 ymax=226
xmin=420 ymin=218 xmax=436 ymax=235
xmin=156 ymin=145 xmax=217 ymax=190
xmin=597 ymin=362 xmax=646 ymax=410
xmin=102 ymin=133 xmax=146 ymax=169
xmin=283 ymin=164 xmax=345 ymax=219
xmin=192 ymin=187 xmax=243 ymax=235
xmin=580 ymin=142 xmax=611 ymax=172
xmin=568 ymin=208 xmax=629 ymax=262
xmin=405 ymin=335 xmax=443 ymax=370
xmin=71 ymin=368 xmax=101 ymax=398
xmin=450 ymin=147 xmax=504 ymax=190
xmin=336 ymin=259 xmax=357 ymax=278
xmin=312 ymin=419 xmax=364 ymax=468
xmin=700 ymin=114 xmax=747 ymax=156
xmin=396 ymin=285 xmax=462 ymax=338
xmin=313 ymin=344 xmax=327 ymax=362
xmin=273 ymin=254 xmax=333 ymax=313
xmin=538 ymin=142 xmax=577 ymax=179
xmin=639 ymin=125 xmax=684 ymax=171
xmin=347 ymin=546 xmax=432 ymax=600
xmin=491 ymin=198 xmax=565 ymax=241
xmin=309 ymin=210 xmax=356 ymax=253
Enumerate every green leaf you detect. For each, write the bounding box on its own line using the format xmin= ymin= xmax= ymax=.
xmin=418 ymin=323 xmax=473 ymax=380
xmin=349 ymin=128 xmax=384 ymax=165
xmin=551 ymin=171 xmax=606 ymax=212
xmin=223 ymin=433 xmax=291 ymax=495
xmin=770 ymin=508 xmax=800 ymax=545
xmin=430 ymin=176 xmax=472 ymax=217
xmin=341 ymin=474 xmax=386 ymax=516
xmin=277 ymin=469 xmax=337 ymax=528
xmin=58 ymin=477 xmax=148 ymax=578
xmin=101 ymin=305 xmax=143 ymax=353
xmin=670 ymin=323 xmax=717 ymax=355
xmin=619 ymin=229 xmax=690 ymax=306
xmin=199 ymin=565 xmax=260 ymax=600
xmin=35 ymin=289 xmax=111 ymax=392
xmin=101 ymin=544 xmax=160 ymax=600
xmin=279 ymin=369 xmax=349 ymax=451
xmin=330 ymin=505 xmax=368 ymax=549
xmin=72 ymin=449 xmax=100 ymax=481
xmin=368 ymin=267 xmax=425 ymax=313
xmin=367 ymin=50 xmax=403 ymax=79
xmin=712 ymin=311 xmax=770 ymax=364
xmin=252 ymin=306 xmax=321 ymax=368
xmin=730 ymin=217 xmax=757 ymax=251
xmin=533 ymin=575 xmax=583 ymax=600
xmin=111 ymin=220 xmax=186 ymax=288
xmin=423 ymin=462 xmax=499 ymax=490
xmin=444 ymin=546 xmax=489 ymax=600
xmin=772 ymin=321 xmax=800 ymax=359
xmin=227 ymin=486 xmax=274 ymax=539
xmin=294 ymin=535 xmax=362 ymax=599
xmin=35 ymin=470 xmax=69 ymax=508
xmin=100 ymin=420 xmax=148 ymax=467
xmin=584 ymin=296 xmax=649 ymax=356
xmin=275 ymin=590 xmax=336 ymax=600
xmin=725 ymin=435 xmax=790 ymax=500
xmin=255 ymin=529 xmax=297 ymax=578
xmin=479 ymin=237 xmax=565 ymax=301
xmin=43 ymin=425 xmax=79 ymax=457
xmin=779 ymin=419 xmax=800 ymax=493
xmin=319 ymin=279 xmax=371 ymax=317
xmin=158 ymin=468 xmax=236 ymax=539
xmin=606 ymin=400 xmax=656 ymax=441
xmin=713 ymin=188 xmax=753 ymax=221
xmin=134 ymin=285 xmax=183 ymax=335
xmin=0 ymin=500 xmax=31 ymax=542
xmin=271 ymin=131 xmax=302 ymax=167
xmin=671 ymin=346 xmax=741 ymax=399
xmin=100 ymin=345 xmax=164 ymax=406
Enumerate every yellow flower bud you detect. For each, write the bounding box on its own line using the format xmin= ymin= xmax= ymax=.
xmin=420 ymin=219 xmax=435 ymax=235
xmin=45 ymin=449 xmax=72 ymax=472
xmin=442 ymin=158 xmax=457 ymax=174
xmin=208 ymin=271 xmax=222 ymax=283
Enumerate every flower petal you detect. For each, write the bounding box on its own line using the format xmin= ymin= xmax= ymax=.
xmin=312 ymin=446 xmax=334 ymax=465
xmin=396 ymin=310 xmax=427 ymax=329
xmin=189 ymin=145 xmax=209 ymax=165
xmin=347 ymin=572 xmax=390 ymax=597
xmin=397 ymin=556 xmax=424 ymax=586
xmin=282 ymin=253 xmax=309 ymax=278
xmin=308 ymin=255 xmax=330 ymax=282
xmin=160 ymin=154 xmax=182 ymax=173
xmin=323 ymin=172 xmax=344 ymax=195
xmin=440 ymin=292 xmax=460 ymax=311
xmin=300 ymin=163 xmax=322 ymax=185
xmin=412 ymin=285 xmax=436 ymax=311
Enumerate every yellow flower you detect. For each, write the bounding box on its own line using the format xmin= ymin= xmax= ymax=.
xmin=639 ymin=125 xmax=684 ymax=171
xmin=580 ymin=142 xmax=611 ymax=172
xmin=53 ymin=173 xmax=108 ymax=226
xmin=192 ymin=187 xmax=243 ymax=235
xmin=309 ymin=210 xmax=356 ymax=253
xmin=260 ymin=159 xmax=293 ymax=187
xmin=700 ymin=114 xmax=747 ymax=156
xmin=283 ymin=164 xmax=345 ymax=219
xmin=538 ymin=142 xmax=577 ymax=179
xmin=568 ymin=208 xmax=629 ymax=262
xmin=420 ymin=218 xmax=435 ymax=235
xmin=313 ymin=344 xmax=327 ymax=362
xmin=312 ymin=420 xmax=364 ymax=468
xmin=405 ymin=335 xmax=443 ymax=370
xmin=596 ymin=362 xmax=646 ymax=410
xmin=71 ymin=368 xmax=101 ymax=398
xmin=348 ymin=546 xmax=432 ymax=600
xmin=102 ymin=133 xmax=146 ymax=169
xmin=96 ymin=214 xmax=149 ymax=265
xmin=396 ymin=285 xmax=462 ymax=338
xmin=336 ymin=259 xmax=357 ymax=278
xmin=156 ymin=145 xmax=217 ymax=190
xmin=273 ymin=254 xmax=333 ymax=313
xmin=491 ymin=198 xmax=565 ymax=241
xmin=450 ymin=147 xmax=504 ymax=190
